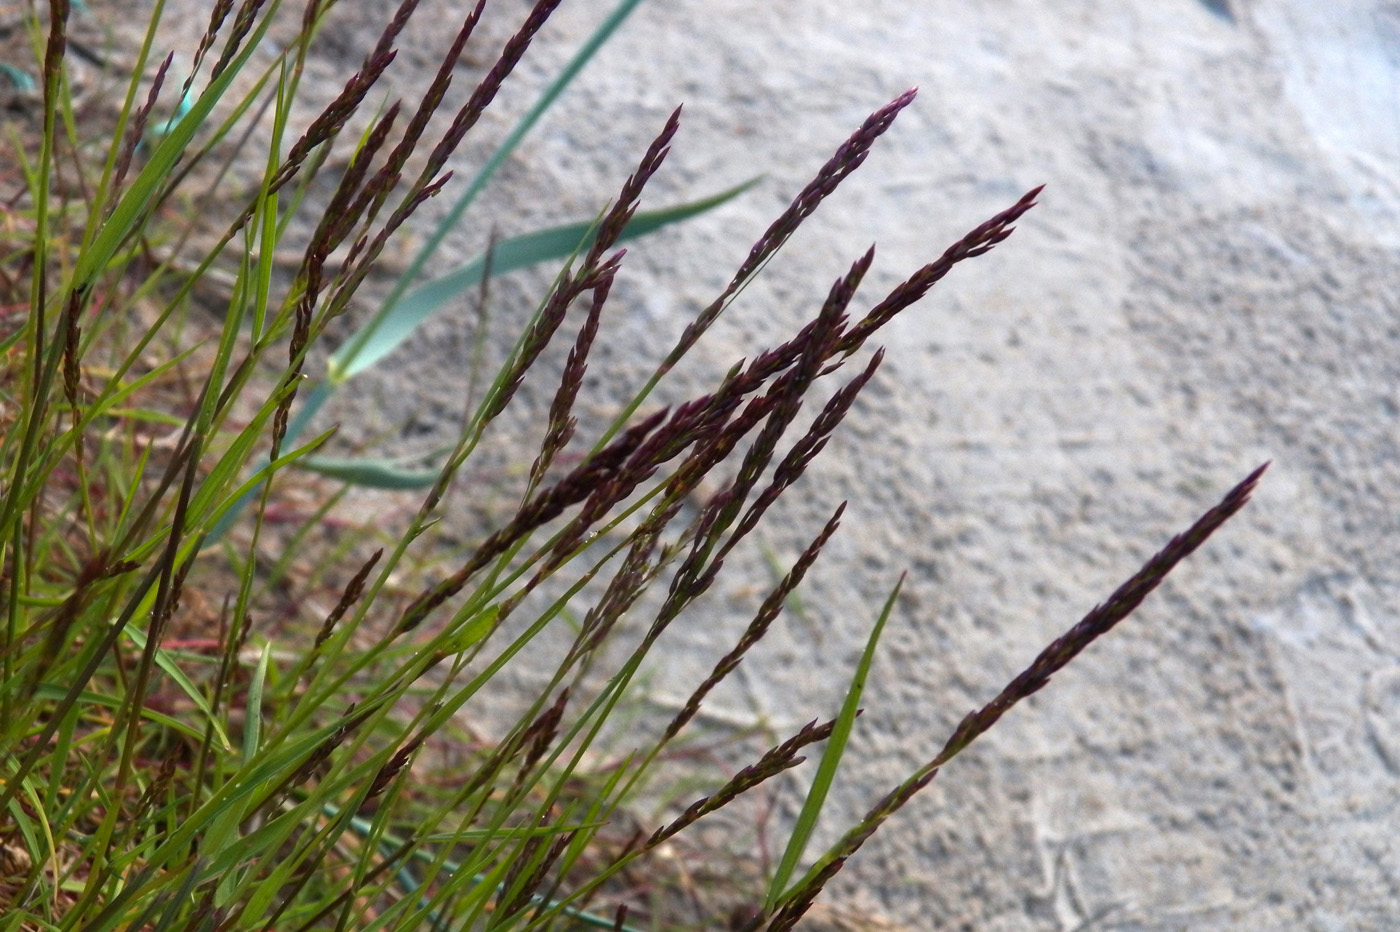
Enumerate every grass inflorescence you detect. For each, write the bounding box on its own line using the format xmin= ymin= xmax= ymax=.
xmin=0 ymin=1 xmax=1263 ymax=931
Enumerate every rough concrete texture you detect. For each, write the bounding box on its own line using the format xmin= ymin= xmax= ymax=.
xmin=107 ymin=0 xmax=1400 ymax=927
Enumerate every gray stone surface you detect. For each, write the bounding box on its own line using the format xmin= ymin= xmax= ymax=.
xmin=368 ymin=4 xmax=1396 ymax=928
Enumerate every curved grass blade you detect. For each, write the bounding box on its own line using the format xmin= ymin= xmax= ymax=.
xmin=31 ymin=683 xmax=217 ymax=745
xmin=118 ymin=628 xmax=235 ymax=752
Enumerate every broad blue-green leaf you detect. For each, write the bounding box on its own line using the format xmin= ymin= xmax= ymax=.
xmin=296 ymin=452 xmax=449 ymax=490
xmin=328 ymin=180 xmax=758 ymax=382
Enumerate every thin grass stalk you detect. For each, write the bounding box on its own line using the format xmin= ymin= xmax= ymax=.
xmin=348 ymin=0 xmax=487 ymax=230
xmin=509 ymin=106 xmax=682 ymax=492
xmin=272 ymin=48 xmax=401 ymax=199
xmin=110 ymin=52 xmax=174 ymax=208
xmin=390 ymin=534 xmax=655 ymax=771
xmin=394 ymin=410 xmax=667 ymax=634
xmin=476 ymin=577 xmax=797 ymax=929
xmin=478 ymin=249 xmax=624 ymax=430
xmin=608 ymin=357 xmax=880 ymax=678
xmin=397 ymin=532 xmax=672 ymax=831
xmin=209 ymin=0 xmax=273 ymax=83
xmin=0 ymin=0 xmax=70 ymax=560
xmin=465 ymin=100 xmax=679 ymax=442
xmin=191 ymin=594 xmax=240 ymax=803
xmin=186 ymin=0 xmax=235 ymax=96
xmin=405 ymin=615 xmax=684 ymax=927
xmin=698 ymin=350 xmax=883 ymax=599
xmin=228 ymin=0 xmax=527 ymax=498
xmin=563 ymin=507 xmax=675 ymax=674
xmin=72 ymin=0 xmax=283 ymax=288
xmin=835 ymin=184 xmax=1042 ymax=358
xmin=519 ymin=717 xmax=840 ymax=932
xmin=0 ymin=531 xmax=173 ymax=816
xmin=334 ymin=768 xmax=431 ymax=920
xmin=260 ymin=545 xmax=646 ymax=884
xmin=527 ymin=272 xmax=608 ymax=489
xmin=145 ymin=6 xmax=319 ymax=250
xmin=228 ymin=814 xmax=347 ymax=930
xmin=270 ymin=99 xmax=403 ymax=456
xmin=524 ymin=506 xmax=857 ymax=920
xmin=336 ymin=0 xmax=643 ymax=376
xmin=458 ymin=227 xmax=501 ymax=446
xmin=647 ymin=716 xmax=840 ymax=850
xmin=281 ymin=835 xmax=419 ymax=932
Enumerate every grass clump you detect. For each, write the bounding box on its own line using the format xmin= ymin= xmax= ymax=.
xmin=0 ymin=1 xmax=1265 ymax=930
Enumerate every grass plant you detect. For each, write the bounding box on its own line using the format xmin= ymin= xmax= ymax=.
xmin=0 ymin=1 xmax=1265 ymax=930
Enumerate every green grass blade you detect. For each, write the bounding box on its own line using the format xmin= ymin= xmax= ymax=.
xmin=328 ymin=180 xmax=756 ymax=382
xmin=119 ymin=627 xmax=234 ymax=752
xmin=203 ymin=381 xmax=336 ymax=544
xmin=195 ymin=427 xmax=337 ymax=538
xmin=764 ymin=574 xmax=903 ymax=912
xmin=244 ymin=643 xmax=271 ymax=763
xmin=31 ymin=683 xmax=224 ymax=747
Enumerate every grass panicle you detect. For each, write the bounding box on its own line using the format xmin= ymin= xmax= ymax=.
xmin=757 ymin=463 xmax=1269 ymax=930
xmin=837 ymin=183 xmax=1043 ymax=357
xmin=679 ymin=88 xmax=919 ymax=358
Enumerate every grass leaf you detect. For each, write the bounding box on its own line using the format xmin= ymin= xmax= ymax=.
xmin=329 ymin=180 xmax=757 ymax=382
xmin=765 ymin=574 xmax=903 ymax=912
xmin=295 ymin=452 xmax=450 ymax=490
xmin=119 ymin=627 xmax=235 ymax=753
